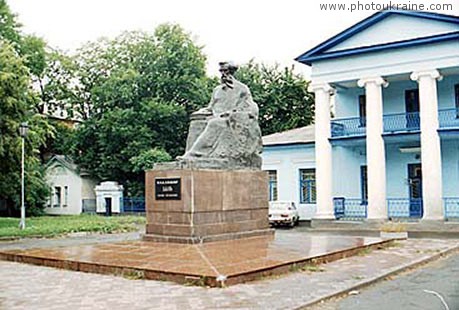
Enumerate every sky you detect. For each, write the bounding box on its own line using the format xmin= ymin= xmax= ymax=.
xmin=7 ymin=0 xmax=458 ymax=77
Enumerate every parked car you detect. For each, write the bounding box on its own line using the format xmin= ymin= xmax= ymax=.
xmin=268 ymin=201 xmax=300 ymax=227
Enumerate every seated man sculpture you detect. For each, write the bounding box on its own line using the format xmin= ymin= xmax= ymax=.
xmin=178 ymin=62 xmax=262 ymax=170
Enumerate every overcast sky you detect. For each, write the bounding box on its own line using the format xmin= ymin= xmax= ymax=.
xmin=8 ymin=0 xmax=458 ymax=77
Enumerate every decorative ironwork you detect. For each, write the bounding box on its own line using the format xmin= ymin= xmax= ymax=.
xmin=387 ymin=198 xmax=423 ymax=219
xmin=330 ymin=117 xmax=366 ymax=138
xmin=333 ymin=198 xmax=367 ymax=220
xmin=383 ymin=111 xmax=420 ymax=133
xmin=444 ymin=197 xmax=459 ymax=219
xmin=438 ymin=108 xmax=459 ymax=129
xmin=121 ymin=197 xmax=145 ymax=213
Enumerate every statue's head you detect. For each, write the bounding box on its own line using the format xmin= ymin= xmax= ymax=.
xmin=219 ymin=61 xmax=238 ymax=87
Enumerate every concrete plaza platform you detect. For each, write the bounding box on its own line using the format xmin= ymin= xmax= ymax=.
xmin=0 ymin=233 xmax=392 ymax=287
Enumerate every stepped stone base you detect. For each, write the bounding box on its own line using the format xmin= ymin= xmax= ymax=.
xmin=143 ymin=168 xmax=273 ymax=243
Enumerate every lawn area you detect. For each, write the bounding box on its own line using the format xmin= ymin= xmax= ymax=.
xmin=0 ymin=214 xmax=146 ymax=238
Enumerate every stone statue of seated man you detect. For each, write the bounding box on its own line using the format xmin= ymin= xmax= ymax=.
xmin=178 ymin=61 xmax=262 ymax=170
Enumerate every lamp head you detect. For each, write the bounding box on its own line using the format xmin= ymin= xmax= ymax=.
xmin=19 ymin=122 xmax=29 ymax=137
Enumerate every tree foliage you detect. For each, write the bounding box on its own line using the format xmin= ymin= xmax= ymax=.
xmin=0 ymin=42 xmax=53 ymax=215
xmin=235 ymin=61 xmax=314 ymax=135
xmin=72 ymin=25 xmax=213 ymax=195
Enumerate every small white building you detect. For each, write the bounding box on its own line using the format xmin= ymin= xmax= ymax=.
xmin=95 ymin=181 xmax=124 ymax=215
xmin=262 ymin=125 xmax=316 ymax=220
xmin=44 ymin=155 xmax=98 ymax=215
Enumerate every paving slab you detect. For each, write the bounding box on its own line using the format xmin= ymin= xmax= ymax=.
xmin=0 ymin=237 xmax=457 ymax=310
xmin=0 ymin=233 xmax=390 ymax=287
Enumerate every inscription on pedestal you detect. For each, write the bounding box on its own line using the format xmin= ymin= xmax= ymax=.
xmin=155 ymin=178 xmax=181 ymax=200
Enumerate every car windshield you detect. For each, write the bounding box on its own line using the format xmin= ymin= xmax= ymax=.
xmin=270 ymin=203 xmax=290 ymax=210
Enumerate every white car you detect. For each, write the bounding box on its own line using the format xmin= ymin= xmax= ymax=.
xmin=268 ymin=201 xmax=300 ymax=227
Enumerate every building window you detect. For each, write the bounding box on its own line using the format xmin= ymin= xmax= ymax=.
xmin=455 ymin=84 xmax=459 ymax=118
xmin=268 ymin=170 xmax=278 ymax=201
xmin=300 ymin=169 xmax=316 ymax=204
xmin=361 ymin=166 xmax=368 ymax=205
xmin=64 ymin=186 xmax=68 ymax=207
xmin=53 ymin=186 xmax=61 ymax=208
xmin=359 ymin=95 xmax=366 ymax=127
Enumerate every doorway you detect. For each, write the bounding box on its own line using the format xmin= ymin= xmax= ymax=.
xmin=407 ymin=163 xmax=423 ymax=218
xmin=104 ymin=197 xmax=112 ymax=216
xmin=405 ymin=89 xmax=420 ymax=129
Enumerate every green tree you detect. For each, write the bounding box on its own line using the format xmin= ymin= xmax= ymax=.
xmin=0 ymin=42 xmax=53 ymax=216
xmin=235 ymin=61 xmax=315 ymax=135
xmin=72 ymin=25 xmax=212 ymax=195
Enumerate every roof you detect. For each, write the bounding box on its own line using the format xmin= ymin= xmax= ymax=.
xmin=45 ymin=155 xmax=92 ymax=177
xmin=46 ymin=155 xmax=78 ymax=171
xmin=262 ymin=125 xmax=315 ymax=147
xmin=295 ymin=10 xmax=459 ymax=66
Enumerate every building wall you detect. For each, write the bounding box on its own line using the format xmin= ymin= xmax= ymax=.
xmin=332 ymin=145 xmax=366 ymax=199
xmin=311 ymin=40 xmax=459 ymax=84
xmin=262 ymin=144 xmax=316 ymax=219
xmin=334 ymin=74 xmax=459 ymax=120
xmin=385 ymin=143 xmax=421 ymax=199
xmin=442 ymin=140 xmax=459 ymax=198
xmin=81 ymin=177 xmax=98 ymax=200
xmin=45 ymin=163 xmax=83 ymax=215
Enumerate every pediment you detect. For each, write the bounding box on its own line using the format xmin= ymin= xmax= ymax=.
xmin=296 ymin=11 xmax=459 ymax=65
xmin=328 ymin=14 xmax=458 ymax=52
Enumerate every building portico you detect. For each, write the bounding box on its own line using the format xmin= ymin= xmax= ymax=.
xmin=296 ymin=10 xmax=459 ymax=223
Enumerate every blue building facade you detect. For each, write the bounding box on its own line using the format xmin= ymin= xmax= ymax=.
xmin=264 ymin=10 xmax=459 ymax=222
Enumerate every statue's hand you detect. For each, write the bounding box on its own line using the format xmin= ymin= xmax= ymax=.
xmin=196 ymin=107 xmax=212 ymax=114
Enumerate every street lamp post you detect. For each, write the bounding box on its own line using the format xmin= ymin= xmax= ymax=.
xmin=19 ymin=122 xmax=28 ymax=230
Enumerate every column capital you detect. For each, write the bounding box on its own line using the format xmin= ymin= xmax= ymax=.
xmin=410 ymin=69 xmax=443 ymax=82
xmin=357 ymin=76 xmax=389 ymax=88
xmin=309 ymin=82 xmax=334 ymax=94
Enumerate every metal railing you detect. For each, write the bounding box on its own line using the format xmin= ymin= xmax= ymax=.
xmin=444 ymin=197 xmax=459 ymax=220
xmin=383 ymin=111 xmax=420 ymax=133
xmin=121 ymin=197 xmax=146 ymax=213
xmin=438 ymin=108 xmax=459 ymax=129
xmin=333 ymin=198 xmax=367 ymax=220
xmin=330 ymin=117 xmax=366 ymax=138
xmin=387 ymin=198 xmax=423 ymax=219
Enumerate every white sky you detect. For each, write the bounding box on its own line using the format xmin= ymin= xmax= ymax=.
xmin=7 ymin=0 xmax=458 ymax=77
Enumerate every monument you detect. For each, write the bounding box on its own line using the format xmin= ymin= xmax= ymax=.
xmin=143 ymin=61 xmax=274 ymax=243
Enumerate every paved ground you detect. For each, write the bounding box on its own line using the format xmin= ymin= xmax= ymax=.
xmin=0 ymin=230 xmax=457 ymax=310
xmin=311 ymin=252 xmax=459 ymax=310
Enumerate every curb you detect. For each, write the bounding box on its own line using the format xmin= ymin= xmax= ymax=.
xmin=295 ymin=243 xmax=459 ymax=310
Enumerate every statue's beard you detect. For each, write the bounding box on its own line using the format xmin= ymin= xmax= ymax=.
xmin=221 ymin=75 xmax=234 ymax=89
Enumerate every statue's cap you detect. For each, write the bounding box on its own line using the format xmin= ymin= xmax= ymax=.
xmin=219 ymin=61 xmax=238 ymax=74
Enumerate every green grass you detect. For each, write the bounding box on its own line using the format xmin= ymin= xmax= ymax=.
xmin=0 ymin=214 xmax=146 ymax=238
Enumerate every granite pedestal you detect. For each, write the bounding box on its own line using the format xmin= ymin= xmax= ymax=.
xmin=143 ymin=169 xmax=274 ymax=243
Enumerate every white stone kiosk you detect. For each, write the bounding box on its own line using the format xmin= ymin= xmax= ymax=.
xmin=95 ymin=181 xmax=124 ymax=215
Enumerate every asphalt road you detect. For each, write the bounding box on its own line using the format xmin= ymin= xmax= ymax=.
xmin=312 ymin=252 xmax=459 ymax=310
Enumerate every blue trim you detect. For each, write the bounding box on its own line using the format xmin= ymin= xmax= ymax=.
xmin=295 ymin=10 xmax=459 ymax=66
xmin=299 ymin=169 xmax=316 ymax=204
xmin=267 ymin=170 xmax=277 ymax=201
xmin=263 ymin=141 xmax=314 ymax=148
xmin=298 ymin=31 xmax=459 ymax=65
xmin=263 ymin=143 xmax=314 ymax=152
xmin=382 ymin=131 xmax=420 ymax=137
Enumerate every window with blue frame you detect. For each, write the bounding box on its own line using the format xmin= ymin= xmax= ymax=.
xmin=361 ymin=165 xmax=368 ymax=205
xmin=300 ymin=169 xmax=316 ymax=204
xmin=268 ymin=170 xmax=278 ymax=201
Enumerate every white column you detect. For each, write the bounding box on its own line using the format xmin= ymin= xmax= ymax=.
xmin=410 ymin=69 xmax=443 ymax=220
xmin=358 ymin=77 xmax=388 ymax=220
xmin=310 ymin=82 xmax=334 ymax=219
